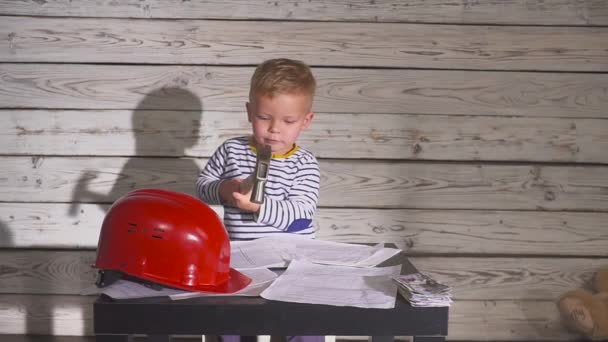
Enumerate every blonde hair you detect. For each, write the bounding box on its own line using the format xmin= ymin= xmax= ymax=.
xmin=249 ymin=58 xmax=316 ymax=102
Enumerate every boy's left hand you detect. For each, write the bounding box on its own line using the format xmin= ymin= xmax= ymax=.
xmin=231 ymin=191 xmax=261 ymax=213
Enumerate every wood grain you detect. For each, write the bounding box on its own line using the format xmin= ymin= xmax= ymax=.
xmin=0 ymin=251 xmax=97 ymax=295
xmin=2 ymin=203 xmax=608 ymax=256
xmin=3 ymin=110 xmax=608 ymax=162
xmin=0 ymin=250 xmax=603 ymax=300
xmin=0 ymin=0 xmax=606 ymax=25
xmin=3 ymin=17 xmax=608 ymax=71
xmin=409 ymin=257 xmax=606 ymax=300
xmin=3 ymin=156 xmax=608 ymax=210
xmin=2 ymin=64 xmax=608 ymax=118
xmin=0 ymin=294 xmax=579 ymax=340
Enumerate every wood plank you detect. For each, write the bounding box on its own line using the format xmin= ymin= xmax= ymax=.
xmin=2 ymin=64 xmax=608 ymax=118
xmin=0 ymin=251 xmax=97 ymax=295
xmin=1 ymin=250 xmax=604 ymax=300
xmin=448 ymin=300 xmax=578 ymax=341
xmin=2 ymin=203 xmax=608 ymax=256
xmin=4 ymin=110 xmax=608 ymax=162
xmin=3 ymin=17 xmax=608 ymax=71
xmin=408 ymin=257 xmax=607 ymax=300
xmin=2 ymin=156 xmax=608 ymax=210
xmin=315 ymin=209 xmax=608 ymax=256
xmin=0 ymin=0 xmax=606 ymax=26
xmin=0 ymin=294 xmax=579 ymax=340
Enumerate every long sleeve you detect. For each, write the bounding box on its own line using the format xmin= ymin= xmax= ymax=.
xmin=196 ymin=143 xmax=228 ymax=205
xmin=255 ymin=156 xmax=320 ymax=232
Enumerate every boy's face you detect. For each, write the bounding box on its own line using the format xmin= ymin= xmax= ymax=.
xmin=246 ymin=93 xmax=314 ymax=155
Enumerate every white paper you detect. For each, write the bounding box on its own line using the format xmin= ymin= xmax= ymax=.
xmin=230 ymin=235 xmax=401 ymax=269
xmin=169 ymin=267 xmax=278 ymax=300
xmin=101 ymin=268 xmax=278 ymax=300
xmin=260 ymin=259 xmax=401 ymax=309
xmin=230 ymin=238 xmax=295 ymax=269
xmin=289 ymin=238 xmax=401 ymax=267
xmin=102 ymin=279 xmax=185 ymax=299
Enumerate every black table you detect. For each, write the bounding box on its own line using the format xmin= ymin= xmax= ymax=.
xmin=94 ymin=252 xmax=449 ymax=342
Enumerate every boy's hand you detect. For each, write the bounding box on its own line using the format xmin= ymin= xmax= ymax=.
xmin=219 ymin=179 xmax=241 ymax=205
xmin=232 ymin=191 xmax=261 ymax=213
xmin=219 ymin=178 xmax=261 ymax=213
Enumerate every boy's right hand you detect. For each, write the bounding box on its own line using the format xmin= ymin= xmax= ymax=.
xmin=219 ymin=178 xmax=242 ymax=206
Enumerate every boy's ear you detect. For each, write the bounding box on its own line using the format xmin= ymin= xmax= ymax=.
xmin=302 ymin=111 xmax=315 ymax=129
xmin=246 ymin=102 xmax=253 ymax=123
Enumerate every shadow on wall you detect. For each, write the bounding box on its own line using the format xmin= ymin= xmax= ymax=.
xmin=0 ymin=220 xmax=11 ymax=247
xmin=69 ymin=87 xmax=204 ymax=214
xmin=60 ymin=88 xmax=203 ymax=337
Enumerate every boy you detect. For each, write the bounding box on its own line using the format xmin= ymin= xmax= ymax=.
xmin=196 ymin=58 xmax=320 ymax=241
xmin=196 ymin=58 xmax=323 ymax=342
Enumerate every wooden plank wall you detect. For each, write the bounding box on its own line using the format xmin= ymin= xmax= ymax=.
xmin=1 ymin=0 xmax=608 ymax=340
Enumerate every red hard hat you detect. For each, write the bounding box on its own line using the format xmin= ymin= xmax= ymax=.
xmin=94 ymin=188 xmax=251 ymax=293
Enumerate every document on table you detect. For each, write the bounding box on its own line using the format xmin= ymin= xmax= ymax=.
xmin=230 ymin=237 xmax=296 ymax=269
xmin=169 ymin=267 xmax=278 ymax=300
xmin=101 ymin=268 xmax=278 ymax=300
xmin=260 ymin=259 xmax=401 ymax=309
xmin=230 ymin=235 xmax=401 ymax=269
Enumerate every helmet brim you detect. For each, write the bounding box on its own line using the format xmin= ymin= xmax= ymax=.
xmin=218 ymin=268 xmax=253 ymax=293
xmin=177 ymin=267 xmax=252 ymax=294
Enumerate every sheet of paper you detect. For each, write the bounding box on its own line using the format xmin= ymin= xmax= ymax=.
xmin=288 ymin=238 xmax=401 ymax=267
xmin=260 ymin=259 xmax=401 ymax=309
xmin=101 ymin=268 xmax=278 ymax=300
xmin=169 ymin=267 xmax=278 ymax=300
xmin=230 ymin=238 xmax=295 ymax=269
xmin=101 ymin=279 xmax=185 ymax=299
xmin=230 ymin=235 xmax=401 ymax=269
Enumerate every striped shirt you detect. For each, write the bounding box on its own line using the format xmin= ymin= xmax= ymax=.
xmin=196 ymin=136 xmax=321 ymax=240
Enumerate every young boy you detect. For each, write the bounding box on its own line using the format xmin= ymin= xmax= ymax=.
xmin=196 ymin=58 xmax=323 ymax=342
xmin=196 ymin=58 xmax=320 ymax=241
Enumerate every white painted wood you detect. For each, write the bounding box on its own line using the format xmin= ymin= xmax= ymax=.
xmin=0 ymin=1 xmax=605 ymax=341
xmin=4 ymin=110 xmax=608 ymax=162
xmin=3 ymin=203 xmax=608 ymax=256
xmin=2 ymin=64 xmax=608 ymax=118
xmin=0 ymin=250 xmax=604 ymax=300
xmin=3 ymin=17 xmax=608 ymax=71
xmin=0 ymin=294 xmax=579 ymax=340
xmin=0 ymin=0 xmax=606 ymax=25
xmin=408 ymin=257 xmax=607 ymax=300
xmin=448 ymin=300 xmax=578 ymax=341
xmin=3 ymin=156 xmax=608 ymax=210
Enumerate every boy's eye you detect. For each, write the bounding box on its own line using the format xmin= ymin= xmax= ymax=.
xmin=257 ymin=115 xmax=271 ymax=120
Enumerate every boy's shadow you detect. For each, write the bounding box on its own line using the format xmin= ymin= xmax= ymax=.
xmin=66 ymin=87 xmax=203 ymax=336
xmin=69 ymin=87 xmax=203 ymax=212
xmin=0 ymin=220 xmax=11 ymax=247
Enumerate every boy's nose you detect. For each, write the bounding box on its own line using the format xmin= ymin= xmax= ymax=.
xmin=268 ymin=121 xmax=280 ymax=133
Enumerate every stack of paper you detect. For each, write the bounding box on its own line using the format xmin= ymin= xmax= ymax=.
xmin=392 ymin=273 xmax=452 ymax=307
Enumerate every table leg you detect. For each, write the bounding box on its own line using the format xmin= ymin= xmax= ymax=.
xmin=370 ymin=336 xmax=394 ymax=342
xmin=412 ymin=337 xmax=445 ymax=342
xmin=96 ymin=335 xmax=133 ymax=342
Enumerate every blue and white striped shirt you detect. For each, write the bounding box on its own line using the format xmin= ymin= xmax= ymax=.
xmin=196 ymin=136 xmax=321 ymax=240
